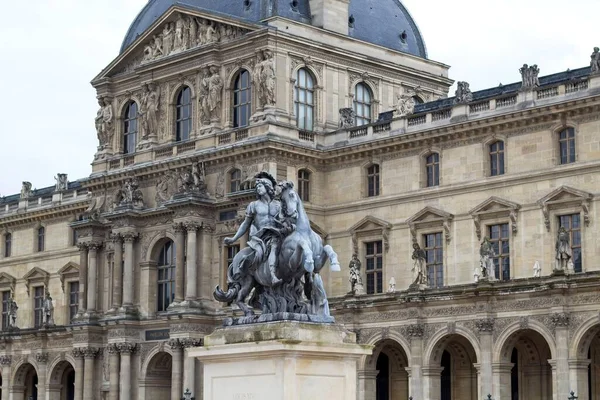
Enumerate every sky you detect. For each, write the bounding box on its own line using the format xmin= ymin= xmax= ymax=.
xmin=0 ymin=0 xmax=598 ymax=196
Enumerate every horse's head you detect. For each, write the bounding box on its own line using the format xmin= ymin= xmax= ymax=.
xmin=279 ymin=180 xmax=301 ymax=219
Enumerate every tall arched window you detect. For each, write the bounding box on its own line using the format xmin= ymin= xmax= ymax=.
xmin=367 ymin=164 xmax=380 ymax=197
xmin=229 ymin=169 xmax=242 ymax=193
xmin=37 ymin=227 xmax=45 ymax=252
xmin=157 ymin=241 xmax=175 ymax=312
xmin=294 ymin=68 xmax=315 ymax=131
xmin=4 ymin=233 xmax=11 ymax=257
xmin=426 ymin=153 xmax=440 ymax=187
xmin=123 ymin=101 xmax=138 ymax=154
xmin=233 ymin=70 xmax=251 ymax=128
xmin=353 ymin=83 xmax=372 ymax=126
xmin=176 ymin=86 xmax=192 ymax=142
xmin=297 ymin=169 xmax=310 ymax=202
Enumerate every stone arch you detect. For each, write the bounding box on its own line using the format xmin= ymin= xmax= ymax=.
xmin=493 ymin=320 xmax=556 ymax=363
xmin=139 ymin=350 xmax=173 ymax=400
xmin=570 ymin=315 xmax=600 ymax=359
xmin=12 ymin=360 xmax=38 ymax=387
xmin=169 ymin=81 xmax=197 ymax=104
xmin=146 ymin=232 xmax=176 ymax=262
xmin=423 ymin=326 xmax=480 ymax=366
xmin=140 ymin=343 xmax=174 ymax=377
xmin=226 ymin=66 xmax=254 ymax=91
xmin=47 ymin=354 xmax=76 ymax=385
xmin=359 ymin=332 xmax=412 ymax=371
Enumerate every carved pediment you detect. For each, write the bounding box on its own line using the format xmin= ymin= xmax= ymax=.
xmin=406 ymin=207 xmax=454 ymax=243
xmin=57 ymin=262 xmax=80 ymax=292
xmin=98 ymin=7 xmax=255 ymax=79
xmin=537 ymin=186 xmax=592 ymax=231
xmin=0 ymin=272 xmax=16 ymax=293
xmin=469 ymin=197 xmax=520 ymax=240
xmin=23 ymin=267 xmax=50 ymax=296
xmin=349 ymin=216 xmax=392 ymax=254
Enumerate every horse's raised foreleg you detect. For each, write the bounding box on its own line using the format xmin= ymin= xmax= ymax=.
xmin=323 ymin=244 xmax=341 ymax=272
xmin=299 ymin=239 xmax=315 ymax=273
xmin=236 ymin=276 xmax=255 ymax=317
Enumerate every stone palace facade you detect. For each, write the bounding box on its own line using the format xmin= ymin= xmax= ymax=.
xmin=1 ymin=1 xmax=600 ymax=399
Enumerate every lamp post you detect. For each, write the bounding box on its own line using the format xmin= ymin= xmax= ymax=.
xmin=568 ymin=391 xmax=578 ymax=400
xmin=486 ymin=395 xmax=493 ymax=400
xmin=181 ymin=388 xmax=195 ymax=400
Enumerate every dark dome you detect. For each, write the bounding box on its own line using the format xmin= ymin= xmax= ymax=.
xmin=121 ymin=0 xmax=427 ymax=58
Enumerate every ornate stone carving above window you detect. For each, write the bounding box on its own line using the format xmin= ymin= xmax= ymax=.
xmin=23 ymin=267 xmax=50 ymax=296
xmin=469 ymin=197 xmax=521 ymax=240
xmin=57 ymin=262 xmax=80 ymax=292
xmin=0 ymin=272 xmax=16 ymax=294
xmin=405 ymin=206 xmax=454 ymax=244
xmin=537 ymin=186 xmax=592 ymax=231
xmin=349 ymin=216 xmax=392 ymax=254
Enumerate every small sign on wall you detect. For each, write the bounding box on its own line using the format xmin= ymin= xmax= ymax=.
xmin=145 ymin=329 xmax=170 ymax=341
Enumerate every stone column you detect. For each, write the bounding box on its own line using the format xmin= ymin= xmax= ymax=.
xmin=35 ymin=353 xmax=49 ymax=400
xmin=83 ymin=347 xmax=100 ymax=400
xmin=77 ymin=244 xmax=88 ymax=315
xmin=184 ymin=223 xmax=199 ymax=302
xmin=422 ymin=366 xmax=443 ymax=400
xmin=86 ymin=243 xmax=101 ymax=313
xmin=407 ymin=324 xmax=425 ymax=399
xmin=569 ymin=359 xmax=590 ymax=400
xmin=0 ymin=355 xmax=12 ymax=400
xmin=173 ymin=224 xmax=186 ymax=304
xmin=476 ymin=318 xmax=494 ymax=398
xmin=357 ymin=370 xmax=377 ymax=400
xmin=111 ymin=234 xmax=123 ymax=310
xmin=198 ymin=225 xmax=213 ymax=301
xmin=117 ymin=343 xmax=137 ymax=400
xmin=72 ymin=348 xmax=85 ymax=400
xmin=107 ymin=344 xmax=120 ymax=400
xmin=121 ymin=233 xmax=137 ymax=308
xmin=181 ymin=338 xmax=201 ymax=396
xmin=169 ymin=339 xmax=184 ymax=400
xmin=492 ymin=362 xmax=513 ymax=400
xmin=552 ymin=312 xmax=571 ymax=400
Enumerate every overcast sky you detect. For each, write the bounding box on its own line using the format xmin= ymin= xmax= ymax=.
xmin=0 ymin=0 xmax=598 ymax=196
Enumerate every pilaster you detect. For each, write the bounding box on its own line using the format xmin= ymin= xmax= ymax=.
xmin=83 ymin=347 xmax=101 ymax=400
xmin=72 ymin=348 xmax=85 ymax=400
xmin=0 ymin=355 xmax=11 ymax=400
xmin=35 ymin=352 xmax=49 ymax=400
xmin=407 ymin=323 xmax=424 ymax=400
xmin=107 ymin=344 xmax=120 ymax=400
xmin=169 ymin=339 xmax=185 ymax=400
xmin=110 ymin=233 xmax=123 ymax=311
xmin=117 ymin=342 xmax=138 ymax=400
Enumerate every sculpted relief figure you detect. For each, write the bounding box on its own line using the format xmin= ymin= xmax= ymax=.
xmin=479 ymin=237 xmax=496 ymax=280
xmin=454 ymin=81 xmax=473 ymax=104
xmin=20 ymin=181 xmax=32 ymax=199
xmin=54 ymin=173 xmax=68 ymax=192
xmin=115 ymin=176 xmax=144 ymax=209
xmin=591 ymin=47 xmax=600 ymax=74
xmin=348 ymin=253 xmax=365 ymax=295
xmin=411 ymin=242 xmax=427 ymax=286
xmin=396 ymin=86 xmax=420 ymax=117
xmin=214 ymin=172 xmax=341 ymax=323
xmin=177 ymin=161 xmax=209 ymax=197
xmin=533 ymin=260 xmax=541 ymax=278
xmin=43 ymin=291 xmax=54 ymax=327
xmin=339 ymin=108 xmax=356 ymax=129
xmin=555 ymin=226 xmax=572 ymax=271
xmin=173 ymin=13 xmax=186 ymax=51
xmin=199 ymin=67 xmax=211 ymax=125
xmin=140 ymin=83 xmax=160 ymax=139
xmin=95 ymin=97 xmax=114 ymax=148
xmin=254 ymin=50 xmax=276 ymax=108
xmin=8 ymin=296 xmax=18 ymax=329
xmin=207 ymin=66 xmax=223 ymax=121
xmin=519 ymin=63 xmax=540 ymax=89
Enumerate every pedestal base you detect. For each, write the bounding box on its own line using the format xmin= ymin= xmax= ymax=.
xmin=189 ymin=321 xmax=372 ymax=400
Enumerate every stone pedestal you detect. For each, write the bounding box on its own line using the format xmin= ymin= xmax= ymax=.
xmin=189 ymin=321 xmax=372 ymax=400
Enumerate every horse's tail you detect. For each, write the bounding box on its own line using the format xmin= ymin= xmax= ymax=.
xmin=213 ymin=282 xmax=239 ymax=302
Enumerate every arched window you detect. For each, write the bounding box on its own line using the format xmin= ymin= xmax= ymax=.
xmin=413 ymin=96 xmax=424 ymax=105
xmin=233 ymin=70 xmax=251 ymax=128
xmin=353 ymin=83 xmax=372 ymax=126
xmin=426 ymin=153 xmax=440 ymax=187
xmin=157 ymin=241 xmax=175 ymax=312
xmin=37 ymin=227 xmax=45 ymax=252
xmin=123 ymin=101 xmax=138 ymax=154
xmin=367 ymin=164 xmax=380 ymax=197
xmin=489 ymin=140 xmax=505 ymax=176
xmin=4 ymin=233 xmax=11 ymax=257
xmin=229 ymin=169 xmax=242 ymax=193
xmin=176 ymin=86 xmax=192 ymax=142
xmin=558 ymin=127 xmax=576 ymax=164
xmin=297 ymin=169 xmax=310 ymax=202
xmin=294 ymin=68 xmax=315 ymax=131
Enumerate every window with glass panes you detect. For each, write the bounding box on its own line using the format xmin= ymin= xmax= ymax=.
xmin=424 ymin=233 xmax=444 ymax=288
xmin=176 ymin=86 xmax=192 ymax=141
xmin=37 ymin=227 xmax=45 ymax=252
xmin=157 ymin=241 xmax=176 ymax=312
xmin=295 ymin=68 xmax=314 ymax=131
xmin=226 ymin=245 xmax=240 ymax=267
xmin=229 ymin=169 xmax=242 ymax=193
xmin=34 ymin=286 xmax=44 ymax=328
xmin=490 ymin=141 xmax=505 ymax=176
xmin=233 ymin=70 xmax=251 ymax=128
xmin=558 ymin=214 xmax=582 ymax=272
xmin=365 ymin=241 xmax=383 ymax=294
xmin=353 ymin=83 xmax=372 ymax=126
xmin=297 ymin=169 xmax=310 ymax=202
xmin=69 ymin=282 xmax=79 ymax=323
xmin=4 ymin=233 xmax=10 ymax=257
xmin=559 ymin=128 xmax=576 ymax=164
xmin=123 ymin=101 xmax=138 ymax=154
xmin=1 ymin=291 xmax=10 ymax=330
xmin=426 ymin=153 xmax=440 ymax=187
xmin=489 ymin=224 xmax=510 ymax=280
xmin=367 ymin=164 xmax=380 ymax=197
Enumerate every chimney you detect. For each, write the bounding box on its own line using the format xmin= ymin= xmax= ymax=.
xmin=308 ymin=0 xmax=350 ymax=35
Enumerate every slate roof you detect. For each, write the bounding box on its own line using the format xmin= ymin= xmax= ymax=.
xmin=120 ymin=0 xmax=427 ymax=58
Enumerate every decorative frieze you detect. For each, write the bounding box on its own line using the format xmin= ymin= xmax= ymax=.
xmin=0 ymin=355 xmax=12 ymax=366
xmin=475 ymin=318 xmax=495 ymax=333
xmin=116 ymin=342 xmax=138 ymax=355
xmin=551 ymin=312 xmax=570 ymax=328
xmin=406 ymin=324 xmax=425 ymax=338
xmin=180 ymin=338 xmax=202 ymax=348
xmin=35 ymin=353 xmax=49 ymax=363
xmin=83 ymin=347 xmax=101 ymax=359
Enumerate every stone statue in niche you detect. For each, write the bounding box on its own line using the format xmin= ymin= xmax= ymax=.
xmin=207 ymin=66 xmax=223 ymax=121
xmin=339 ymin=108 xmax=356 ymax=129
xmin=519 ymin=64 xmax=540 ymax=89
xmin=555 ymin=226 xmax=572 ymax=271
xmin=198 ymin=67 xmax=211 ymax=125
xmin=479 ymin=237 xmax=496 ymax=280
xmin=454 ymin=81 xmax=473 ymax=104
xmin=591 ymin=47 xmax=600 ymax=74
xmin=387 ymin=277 xmax=396 ymax=293
xmin=177 ymin=161 xmax=209 ymax=198
xmin=348 ymin=254 xmax=365 ymax=295
xmin=411 ymin=242 xmax=427 ymax=286
xmin=155 ymin=171 xmax=178 ymax=205
xmin=395 ymin=86 xmax=420 ymax=117
xmin=214 ymin=173 xmax=341 ymax=324
xmin=20 ymin=181 xmax=32 ymax=199
xmin=95 ymin=97 xmax=113 ymax=148
xmin=254 ymin=49 xmax=276 ymax=108
xmin=43 ymin=291 xmax=54 ymax=327
xmin=140 ymin=83 xmax=160 ymax=139
xmin=533 ymin=260 xmax=541 ymax=278
xmin=8 ymin=296 xmax=18 ymax=329
xmin=54 ymin=173 xmax=68 ymax=192
xmin=114 ymin=176 xmax=144 ymax=209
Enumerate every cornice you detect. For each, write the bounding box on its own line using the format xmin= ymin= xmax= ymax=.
xmin=0 ymin=200 xmax=89 ymax=228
